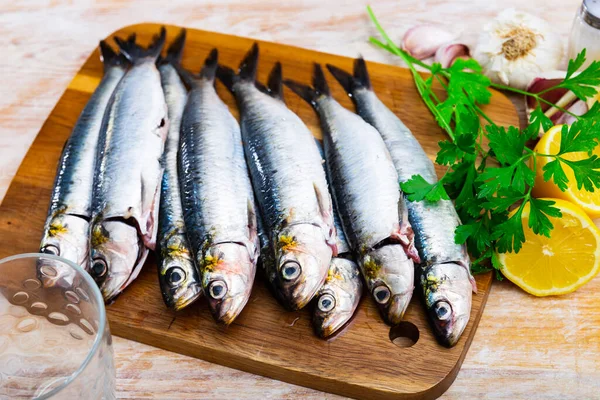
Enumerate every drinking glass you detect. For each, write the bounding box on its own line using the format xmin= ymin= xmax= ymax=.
xmin=0 ymin=253 xmax=115 ymax=399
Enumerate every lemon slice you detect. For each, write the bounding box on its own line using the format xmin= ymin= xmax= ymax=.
xmin=532 ymin=125 xmax=600 ymax=219
xmin=498 ymin=198 xmax=600 ymax=296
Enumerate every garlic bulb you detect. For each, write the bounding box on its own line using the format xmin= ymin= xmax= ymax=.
xmin=473 ymin=9 xmax=564 ymax=90
xmin=402 ymin=25 xmax=457 ymax=60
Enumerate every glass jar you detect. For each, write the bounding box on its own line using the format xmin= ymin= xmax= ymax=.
xmin=569 ymin=0 xmax=600 ymax=66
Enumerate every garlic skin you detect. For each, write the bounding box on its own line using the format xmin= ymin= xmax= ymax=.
xmin=402 ymin=24 xmax=457 ymax=60
xmin=435 ymin=43 xmax=470 ymax=68
xmin=473 ymin=9 xmax=564 ymax=90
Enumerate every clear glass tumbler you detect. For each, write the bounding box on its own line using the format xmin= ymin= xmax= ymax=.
xmin=0 ymin=253 xmax=115 ymax=399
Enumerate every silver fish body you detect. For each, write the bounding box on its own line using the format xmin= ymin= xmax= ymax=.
xmin=156 ymin=38 xmax=202 ymax=311
xmin=332 ymin=59 xmax=476 ymax=346
xmin=178 ymin=52 xmax=258 ymax=324
xmin=312 ymin=140 xmax=363 ymax=338
xmin=90 ymin=31 xmax=168 ymax=302
xmin=40 ymin=42 xmax=127 ymax=286
xmin=284 ymin=67 xmax=417 ymax=325
xmin=218 ymin=50 xmax=335 ymax=311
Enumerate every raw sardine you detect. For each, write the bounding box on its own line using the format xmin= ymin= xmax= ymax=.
xmin=40 ymin=41 xmax=128 ymax=286
xmin=217 ymin=45 xmax=336 ymax=311
xmin=178 ymin=49 xmax=258 ymax=324
xmin=285 ymin=64 xmax=419 ymax=325
xmin=312 ymin=140 xmax=362 ymax=338
xmin=156 ymin=29 xmax=202 ymax=311
xmin=90 ymin=29 xmax=168 ymax=302
xmin=327 ymin=59 xmax=476 ymax=346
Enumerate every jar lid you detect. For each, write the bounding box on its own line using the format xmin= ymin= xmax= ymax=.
xmin=584 ymin=0 xmax=600 ymax=29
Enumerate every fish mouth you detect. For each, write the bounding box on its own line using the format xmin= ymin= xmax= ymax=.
xmin=383 ymin=292 xmax=413 ymax=325
xmin=210 ymin=294 xmax=250 ymax=325
xmin=432 ymin=312 xmax=469 ymax=347
xmin=171 ymin=283 xmax=203 ymax=311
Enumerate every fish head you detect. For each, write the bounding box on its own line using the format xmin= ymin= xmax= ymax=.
xmin=89 ymin=220 xmax=145 ymax=302
xmin=274 ymin=224 xmax=332 ymax=310
xmin=312 ymin=258 xmax=363 ymax=338
xmin=362 ymin=244 xmax=414 ymax=325
xmin=158 ymin=234 xmax=202 ymax=310
xmin=38 ymin=214 xmax=90 ymax=287
xmin=422 ymin=262 xmax=473 ymax=347
xmin=201 ymin=242 xmax=256 ymax=325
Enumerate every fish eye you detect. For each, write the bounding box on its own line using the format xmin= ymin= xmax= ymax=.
xmin=281 ymin=260 xmax=301 ymax=281
xmin=91 ymin=257 xmax=108 ymax=278
xmin=41 ymin=244 xmax=59 ymax=256
xmin=372 ymin=285 xmax=391 ymax=305
xmin=208 ymin=280 xmax=227 ymax=300
xmin=434 ymin=301 xmax=452 ymax=321
xmin=166 ymin=267 xmax=185 ymax=286
xmin=317 ymin=293 xmax=336 ymax=312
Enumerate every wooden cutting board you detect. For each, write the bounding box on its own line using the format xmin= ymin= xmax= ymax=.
xmin=0 ymin=24 xmax=519 ymax=399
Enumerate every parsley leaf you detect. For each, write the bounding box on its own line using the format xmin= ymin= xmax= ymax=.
xmin=562 ymin=156 xmax=600 ymax=192
xmin=493 ymin=205 xmax=526 ymax=253
xmin=436 ymin=140 xmax=464 ymax=166
xmin=401 ymin=175 xmax=450 ymax=202
xmin=447 ymin=58 xmax=492 ymax=105
xmin=528 ymin=198 xmax=561 ymax=237
xmin=542 ymin=158 xmax=569 ymax=191
xmin=559 ymin=119 xmax=600 ymax=154
xmin=565 ymin=49 xmax=587 ymax=80
xmin=525 ymin=106 xmax=553 ymax=139
xmin=487 ymin=125 xmax=527 ymax=165
xmin=559 ymin=51 xmax=600 ymax=100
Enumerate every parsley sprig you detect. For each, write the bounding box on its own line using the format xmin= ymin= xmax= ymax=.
xmin=367 ymin=6 xmax=600 ymax=275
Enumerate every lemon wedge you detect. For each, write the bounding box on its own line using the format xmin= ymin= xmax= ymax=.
xmin=532 ymin=125 xmax=600 ymax=219
xmin=498 ymin=198 xmax=600 ymax=296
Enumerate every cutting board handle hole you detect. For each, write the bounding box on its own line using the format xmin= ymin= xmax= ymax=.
xmin=389 ymin=321 xmax=419 ymax=348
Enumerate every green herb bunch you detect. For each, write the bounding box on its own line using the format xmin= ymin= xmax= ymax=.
xmin=367 ymin=6 xmax=600 ymax=275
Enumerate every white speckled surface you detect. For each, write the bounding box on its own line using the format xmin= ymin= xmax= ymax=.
xmin=2 ymin=1 xmax=599 ymax=398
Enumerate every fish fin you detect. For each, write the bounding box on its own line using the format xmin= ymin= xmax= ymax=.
xmin=99 ymin=41 xmax=129 ymax=70
xmin=200 ymin=48 xmax=219 ymax=81
xmin=284 ymin=63 xmax=329 ymax=108
xmin=267 ymin=62 xmax=284 ymax=101
xmin=115 ymin=26 xmax=166 ymax=64
xmin=216 ymin=64 xmax=238 ymax=92
xmin=255 ymin=82 xmax=270 ymax=95
xmin=247 ymin=199 xmax=259 ymax=261
xmin=353 ymin=56 xmax=372 ymax=90
xmin=313 ymin=182 xmax=338 ymax=256
xmin=159 ymin=28 xmax=186 ymax=66
xmin=312 ymin=63 xmax=330 ymax=97
xmin=326 ymin=63 xmax=354 ymax=95
xmin=238 ymin=42 xmax=259 ymax=83
xmin=283 ymin=80 xmax=318 ymax=108
xmin=393 ymin=194 xmax=421 ymax=263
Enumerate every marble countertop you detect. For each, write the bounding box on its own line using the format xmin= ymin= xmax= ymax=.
xmin=2 ymin=0 xmax=598 ymax=398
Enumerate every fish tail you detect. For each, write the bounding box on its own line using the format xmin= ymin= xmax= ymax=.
xmin=283 ymin=63 xmax=329 ymax=109
xmin=326 ymin=63 xmax=354 ymax=94
xmin=267 ymin=62 xmax=284 ymax=100
xmin=115 ymin=26 xmax=166 ymax=64
xmin=326 ymin=56 xmax=372 ymax=94
xmin=239 ymin=42 xmax=259 ymax=83
xmin=99 ymin=41 xmax=129 ymax=70
xmin=200 ymin=48 xmax=219 ymax=81
xmin=312 ymin=63 xmax=330 ymax=97
xmin=353 ymin=56 xmax=372 ymax=90
xmin=216 ymin=64 xmax=237 ymax=92
xmin=160 ymin=28 xmax=186 ymax=66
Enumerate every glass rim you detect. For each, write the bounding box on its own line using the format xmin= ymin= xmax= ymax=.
xmin=0 ymin=252 xmax=107 ymax=400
